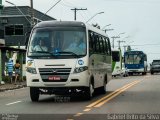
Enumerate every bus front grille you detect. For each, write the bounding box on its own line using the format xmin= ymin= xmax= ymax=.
xmin=39 ymin=68 xmax=71 ymax=82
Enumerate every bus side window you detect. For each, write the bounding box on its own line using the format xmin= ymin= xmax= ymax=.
xmin=99 ymin=36 xmax=105 ymax=54
xmin=95 ymin=35 xmax=99 ymax=53
xmin=103 ymin=37 xmax=108 ymax=55
xmin=93 ymin=33 xmax=97 ymax=53
xmin=107 ymin=37 xmax=111 ymax=55
xmin=94 ymin=35 xmax=100 ymax=53
xmin=102 ymin=36 xmax=105 ymax=54
xmin=89 ymin=31 xmax=94 ymax=54
xmin=104 ymin=37 xmax=111 ymax=55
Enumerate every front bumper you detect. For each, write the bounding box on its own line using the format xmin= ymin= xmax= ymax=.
xmin=26 ymin=71 xmax=90 ymax=88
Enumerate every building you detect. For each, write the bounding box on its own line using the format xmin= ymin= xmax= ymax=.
xmin=0 ymin=6 xmax=55 ymax=81
xmin=0 ymin=6 xmax=55 ymax=46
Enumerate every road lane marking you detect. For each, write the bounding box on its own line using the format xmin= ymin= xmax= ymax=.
xmin=70 ymin=80 xmax=141 ymax=119
xmin=86 ymin=80 xmax=139 ymax=108
xmin=83 ymin=108 xmax=91 ymax=112
xmin=6 ymin=101 xmax=22 ymax=106
xmin=94 ymin=81 xmax=141 ymax=107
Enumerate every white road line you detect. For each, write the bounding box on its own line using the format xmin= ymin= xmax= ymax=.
xmin=6 ymin=101 xmax=22 ymax=106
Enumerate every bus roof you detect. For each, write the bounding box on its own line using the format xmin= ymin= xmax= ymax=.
xmin=35 ymin=20 xmax=85 ymax=28
xmin=34 ymin=20 xmax=107 ymax=37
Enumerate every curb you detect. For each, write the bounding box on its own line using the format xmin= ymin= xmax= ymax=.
xmin=0 ymin=84 xmax=27 ymax=92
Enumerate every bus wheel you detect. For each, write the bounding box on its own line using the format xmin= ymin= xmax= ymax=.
xmin=99 ymin=80 xmax=107 ymax=94
xmin=30 ymin=87 xmax=39 ymax=102
xmin=85 ymin=83 xmax=94 ymax=100
xmin=142 ymin=72 xmax=146 ymax=75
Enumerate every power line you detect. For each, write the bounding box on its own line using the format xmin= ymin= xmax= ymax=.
xmin=60 ymin=0 xmax=74 ymax=8
xmin=41 ymin=0 xmax=62 ymax=19
xmin=6 ymin=0 xmax=32 ymax=25
xmin=46 ymin=0 xmax=62 ymax=14
xmin=60 ymin=3 xmax=73 ymax=8
xmin=60 ymin=0 xmax=88 ymax=21
xmin=63 ymin=0 xmax=76 ymax=7
xmin=117 ymin=40 xmax=125 ymax=49
xmin=79 ymin=11 xmax=87 ymax=21
xmin=63 ymin=0 xmax=84 ymax=8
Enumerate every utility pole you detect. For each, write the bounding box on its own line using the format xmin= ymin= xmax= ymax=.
xmin=0 ymin=0 xmax=3 ymax=84
xmin=30 ymin=0 xmax=34 ymax=26
xmin=71 ymin=8 xmax=87 ymax=21
xmin=111 ymin=32 xmax=125 ymax=48
xmin=111 ymin=36 xmax=120 ymax=48
xmin=117 ymin=40 xmax=125 ymax=49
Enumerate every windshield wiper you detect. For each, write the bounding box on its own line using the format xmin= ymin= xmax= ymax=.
xmin=29 ymin=51 xmax=80 ymax=58
xmin=57 ymin=51 xmax=80 ymax=58
xmin=30 ymin=51 xmax=50 ymax=53
xmin=30 ymin=51 xmax=54 ymax=55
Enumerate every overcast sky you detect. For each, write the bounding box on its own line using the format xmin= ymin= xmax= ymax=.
xmin=3 ymin=0 xmax=160 ymax=63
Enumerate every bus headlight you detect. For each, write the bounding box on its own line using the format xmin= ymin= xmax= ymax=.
xmin=26 ymin=67 xmax=37 ymax=74
xmin=74 ymin=66 xmax=88 ymax=73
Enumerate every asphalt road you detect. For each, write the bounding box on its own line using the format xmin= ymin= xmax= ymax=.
xmin=0 ymin=73 xmax=160 ymax=120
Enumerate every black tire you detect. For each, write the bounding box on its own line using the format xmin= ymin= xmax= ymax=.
xmin=151 ymin=71 xmax=154 ymax=75
xmin=30 ymin=87 xmax=40 ymax=102
xmin=99 ymin=80 xmax=107 ymax=94
xmin=123 ymin=74 xmax=126 ymax=77
xmin=142 ymin=72 xmax=146 ymax=75
xmin=84 ymin=83 xmax=94 ymax=100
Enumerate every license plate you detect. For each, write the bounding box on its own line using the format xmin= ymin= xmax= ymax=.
xmin=48 ymin=76 xmax=61 ymax=81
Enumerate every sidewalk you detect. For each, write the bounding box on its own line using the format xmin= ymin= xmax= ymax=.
xmin=0 ymin=81 xmax=26 ymax=92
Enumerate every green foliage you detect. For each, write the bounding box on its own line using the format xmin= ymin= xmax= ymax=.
xmin=2 ymin=76 xmax=26 ymax=83
xmin=2 ymin=76 xmax=10 ymax=83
